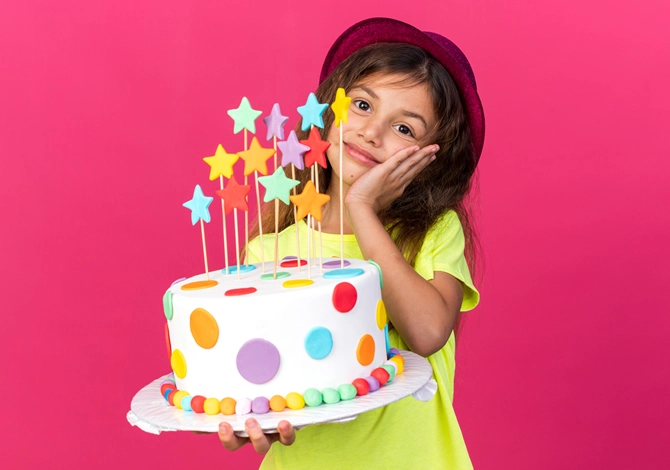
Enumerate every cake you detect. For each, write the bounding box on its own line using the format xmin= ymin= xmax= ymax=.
xmin=161 ymin=258 xmax=405 ymax=415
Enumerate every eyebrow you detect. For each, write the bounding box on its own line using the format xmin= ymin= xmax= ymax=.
xmin=354 ymin=85 xmax=428 ymax=130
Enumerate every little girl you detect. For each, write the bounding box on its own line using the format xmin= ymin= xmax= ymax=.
xmin=219 ymin=17 xmax=485 ymax=469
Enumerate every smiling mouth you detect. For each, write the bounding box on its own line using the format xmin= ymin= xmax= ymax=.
xmin=344 ymin=143 xmax=379 ymax=165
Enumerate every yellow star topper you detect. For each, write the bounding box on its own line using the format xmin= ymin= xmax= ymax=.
xmin=203 ymin=144 xmax=239 ymax=180
xmin=238 ymin=136 xmax=276 ymax=176
xmin=331 ymin=87 xmax=351 ymax=127
xmin=289 ymin=180 xmax=331 ymax=222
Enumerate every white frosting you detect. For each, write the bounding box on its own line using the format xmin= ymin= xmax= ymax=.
xmin=166 ymin=259 xmax=387 ymax=400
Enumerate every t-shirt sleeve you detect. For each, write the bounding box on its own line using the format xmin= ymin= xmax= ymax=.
xmin=413 ymin=211 xmax=479 ymax=311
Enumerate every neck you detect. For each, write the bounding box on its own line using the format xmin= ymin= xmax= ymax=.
xmin=320 ymin=177 xmax=353 ymax=234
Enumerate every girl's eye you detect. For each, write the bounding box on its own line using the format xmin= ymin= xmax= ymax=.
xmin=394 ymin=124 xmax=414 ymax=137
xmin=353 ymin=100 xmax=371 ymax=112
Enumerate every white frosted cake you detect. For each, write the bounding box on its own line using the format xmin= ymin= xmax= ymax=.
xmin=160 ymin=258 xmax=403 ymax=415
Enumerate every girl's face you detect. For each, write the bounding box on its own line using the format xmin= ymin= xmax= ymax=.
xmin=326 ymin=73 xmax=437 ymax=189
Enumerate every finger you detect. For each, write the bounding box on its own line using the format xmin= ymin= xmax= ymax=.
xmin=246 ymin=418 xmax=273 ymax=454
xmin=396 ymin=145 xmax=439 ymax=182
xmin=277 ymin=420 xmax=296 ymax=446
xmin=218 ymin=421 xmax=249 ymax=451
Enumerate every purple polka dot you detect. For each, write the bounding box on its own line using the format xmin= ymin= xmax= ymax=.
xmin=323 ymin=259 xmax=351 ymax=269
xmin=236 ymin=339 xmax=281 ymax=384
xmin=282 ymin=255 xmax=298 ymax=260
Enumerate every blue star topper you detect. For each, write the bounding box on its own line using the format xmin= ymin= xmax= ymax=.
xmin=297 ymin=93 xmax=328 ymax=131
xmin=183 ymin=184 xmax=213 ymax=225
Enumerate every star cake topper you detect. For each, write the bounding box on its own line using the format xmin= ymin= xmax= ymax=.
xmin=297 ymin=92 xmax=328 ymax=131
xmin=227 ymin=97 xmax=262 ymax=134
xmin=331 ymin=87 xmax=351 ymax=126
xmin=301 ymin=127 xmax=331 ymax=169
xmin=289 ymin=180 xmax=331 ymax=222
xmin=258 ymin=168 xmax=300 ymax=205
xmin=278 ymin=130 xmax=310 ymax=170
xmin=263 ymin=103 xmax=289 ymax=141
xmin=183 ymin=185 xmax=214 ymax=225
xmin=203 ymin=144 xmax=239 ymax=180
xmin=215 ymin=177 xmax=251 ymax=214
xmin=238 ymin=136 xmax=276 ymax=176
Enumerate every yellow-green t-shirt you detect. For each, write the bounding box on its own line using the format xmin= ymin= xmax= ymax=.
xmin=246 ymin=211 xmax=479 ymax=469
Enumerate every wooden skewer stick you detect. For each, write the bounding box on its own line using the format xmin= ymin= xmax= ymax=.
xmin=291 ymin=163 xmax=302 ymax=272
xmin=200 ymin=218 xmax=210 ymax=280
xmin=339 ymin=122 xmax=344 ymax=268
xmin=244 ymin=129 xmax=249 ymax=267
xmin=315 ymin=165 xmax=324 ymax=272
xmin=273 ymin=136 xmax=279 ymax=280
xmin=233 ymin=208 xmax=241 ymax=280
xmin=220 ymin=176 xmax=229 ymax=274
xmin=254 ymin=169 xmax=265 ymax=273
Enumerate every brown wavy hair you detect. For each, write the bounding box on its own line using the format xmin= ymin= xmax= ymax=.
xmin=251 ymin=43 xmax=479 ymax=281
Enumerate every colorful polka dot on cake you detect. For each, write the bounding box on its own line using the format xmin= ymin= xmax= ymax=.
xmin=236 ymin=338 xmax=281 ymax=384
xmin=376 ymin=300 xmax=387 ymax=329
xmin=332 ymin=282 xmax=357 ymax=312
xmin=356 ymin=334 xmax=375 ymax=366
xmin=163 ymin=290 xmax=173 ymax=320
xmin=170 ymin=349 xmax=187 ymax=378
xmin=304 ymin=327 xmax=333 ymax=359
xmin=190 ymin=308 xmax=219 ymax=349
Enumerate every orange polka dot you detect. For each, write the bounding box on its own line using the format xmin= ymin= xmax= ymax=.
xmin=171 ymin=349 xmax=187 ymax=378
xmin=376 ymin=300 xmax=387 ymax=329
xmin=356 ymin=334 xmax=375 ymax=366
xmin=181 ymin=280 xmax=218 ymax=290
xmin=190 ymin=308 xmax=219 ymax=349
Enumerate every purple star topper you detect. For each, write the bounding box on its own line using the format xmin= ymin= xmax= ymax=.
xmin=278 ymin=130 xmax=310 ymax=170
xmin=263 ymin=103 xmax=289 ymax=141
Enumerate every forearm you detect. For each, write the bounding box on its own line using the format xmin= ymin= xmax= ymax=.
xmin=347 ymin=204 xmax=458 ymax=357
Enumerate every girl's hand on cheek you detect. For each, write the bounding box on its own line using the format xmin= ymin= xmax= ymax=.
xmin=218 ymin=419 xmax=295 ymax=454
xmin=345 ymin=144 xmax=439 ymax=214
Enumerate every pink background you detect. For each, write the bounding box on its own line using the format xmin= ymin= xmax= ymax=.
xmin=1 ymin=0 xmax=668 ymax=468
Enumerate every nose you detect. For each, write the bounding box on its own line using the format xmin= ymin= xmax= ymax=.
xmin=358 ymin=117 xmax=383 ymax=147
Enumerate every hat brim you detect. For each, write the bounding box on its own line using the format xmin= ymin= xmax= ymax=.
xmin=320 ymin=17 xmax=485 ymax=163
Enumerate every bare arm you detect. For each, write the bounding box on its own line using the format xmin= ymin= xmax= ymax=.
xmin=345 ymin=144 xmax=463 ymax=357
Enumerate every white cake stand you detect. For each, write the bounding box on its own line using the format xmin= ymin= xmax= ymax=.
xmin=127 ymin=351 xmax=436 ymax=436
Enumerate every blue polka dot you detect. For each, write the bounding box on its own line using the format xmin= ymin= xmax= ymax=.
xmin=304 ymin=327 xmax=333 ymax=359
xmin=223 ymin=264 xmax=257 ymax=274
xmin=323 ymin=268 xmax=364 ymax=280
xmin=384 ymin=324 xmax=390 ymax=355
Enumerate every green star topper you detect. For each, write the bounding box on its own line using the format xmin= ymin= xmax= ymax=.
xmin=227 ymin=97 xmax=262 ymax=134
xmin=258 ymin=168 xmax=300 ymax=205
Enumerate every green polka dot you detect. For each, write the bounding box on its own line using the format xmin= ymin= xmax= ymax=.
xmin=367 ymin=259 xmax=383 ymax=289
xmin=163 ymin=290 xmax=173 ymax=321
xmin=338 ymin=384 xmax=357 ymax=401
xmin=322 ymin=388 xmax=340 ymax=404
xmin=382 ymin=365 xmax=396 ymax=382
xmin=303 ymin=388 xmax=323 ymax=407
xmin=260 ymin=271 xmax=291 ymax=280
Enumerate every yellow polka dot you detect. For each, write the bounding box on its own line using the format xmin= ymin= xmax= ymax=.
xmin=356 ymin=334 xmax=375 ymax=366
xmin=282 ymin=279 xmax=314 ymax=289
xmin=203 ymin=397 xmax=220 ymax=415
xmin=190 ymin=308 xmax=219 ymax=349
xmin=170 ymin=349 xmax=187 ymax=378
xmin=286 ymin=392 xmax=305 ymax=410
xmin=376 ymin=300 xmax=387 ymax=329
xmin=173 ymin=390 xmax=189 ymax=409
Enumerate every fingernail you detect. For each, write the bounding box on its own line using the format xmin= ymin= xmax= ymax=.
xmin=431 ymin=155 xmax=437 ymax=161
xmin=433 ymin=145 xmax=440 ymax=152
xmin=246 ymin=419 xmax=258 ymax=430
xmin=219 ymin=422 xmax=228 ymax=433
